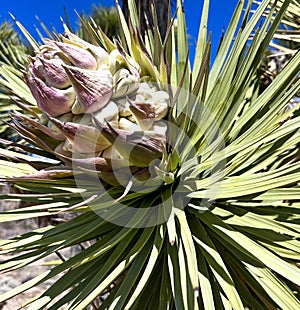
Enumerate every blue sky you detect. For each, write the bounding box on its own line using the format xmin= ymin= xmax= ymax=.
xmin=0 ymin=0 xmax=238 ymax=62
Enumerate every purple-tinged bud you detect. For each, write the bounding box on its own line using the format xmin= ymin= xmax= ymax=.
xmin=62 ymin=34 xmax=109 ymax=67
xmin=31 ymin=57 xmax=45 ymax=81
xmin=33 ymin=57 xmax=71 ymax=89
xmin=129 ymin=102 xmax=155 ymax=130
xmin=54 ymin=142 xmax=72 ymax=157
xmin=63 ymin=65 xmax=113 ymax=114
xmin=48 ymin=117 xmax=111 ymax=153
xmin=48 ymin=113 xmax=73 ymax=137
xmin=42 ymin=38 xmax=59 ymax=50
xmin=25 ymin=73 xmax=75 ymax=117
xmin=55 ymin=42 xmax=97 ymax=70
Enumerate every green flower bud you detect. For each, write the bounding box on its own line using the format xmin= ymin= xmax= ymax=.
xmin=118 ymin=117 xmax=140 ymax=131
xmin=101 ymin=145 xmax=122 ymax=160
xmin=93 ymin=118 xmax=163 ymax=167
xmin=112 ymin=68 xmax=139 ymax=98
xmin=93 ymin=101 xmax=119 ymax=125
xmin=118 ymin=98 xmax=132 ymax=117
xmin=108 ymin=49 xmax=127 ymax=75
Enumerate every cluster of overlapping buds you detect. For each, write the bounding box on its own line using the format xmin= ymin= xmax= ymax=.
xmin=24 ymin=33 xmax=169 ymax=185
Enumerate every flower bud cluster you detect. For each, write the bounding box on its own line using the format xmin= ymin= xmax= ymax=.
xmin=25 ymin=34 xmax=169 ymax=182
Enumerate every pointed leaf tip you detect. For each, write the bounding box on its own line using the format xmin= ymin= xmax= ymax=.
xmin=8 ymin=12 xmax=16 ymax=21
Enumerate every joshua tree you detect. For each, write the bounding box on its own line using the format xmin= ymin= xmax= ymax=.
xmin=0 ymin=21 xmax=28 ymax=67
xmin=0 ymin=21 xmax=30 ymax=140
xmin=122 ymin=0 xmax=170 ymax=39
xmin=77 ymin=5 xmax=119 ymax=41
xmin=0 ymin=0 xmax=300 ymax=309
xmin=259 ymin=0 xmax=300 ymax=92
